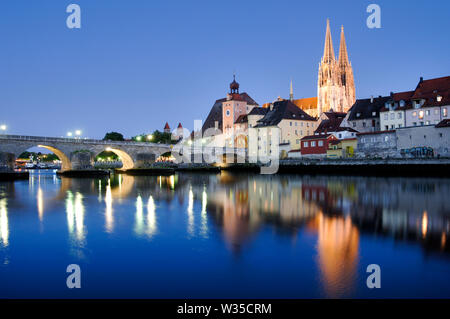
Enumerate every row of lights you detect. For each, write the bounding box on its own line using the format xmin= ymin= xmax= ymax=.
xmin=135 ymin=134 xmax=153 ymax=142
xmin=67 ymin=130 xmax=82 ymax=138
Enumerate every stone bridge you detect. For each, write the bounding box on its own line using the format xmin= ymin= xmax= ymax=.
xmin=0 ymin=135 xmax=248 ymax=172
xmin=0 ymin=135 xmax=172 ymax=172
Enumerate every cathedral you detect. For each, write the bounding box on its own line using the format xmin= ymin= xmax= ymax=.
xmin=317 ymin=19 xmax=355 ymax=115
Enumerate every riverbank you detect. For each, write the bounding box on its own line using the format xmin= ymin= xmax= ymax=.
xmin=0 ymin=171 xmax=29 ymax=181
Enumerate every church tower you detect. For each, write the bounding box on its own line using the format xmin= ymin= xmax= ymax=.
xmin=337 ymin=26 xmax=355 ymax=113
xmin=317 ymin=19 xmax=355 ymax=115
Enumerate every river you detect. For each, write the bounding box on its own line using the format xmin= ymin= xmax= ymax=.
xmin=0 ymin=170 xmax=449 ymax=298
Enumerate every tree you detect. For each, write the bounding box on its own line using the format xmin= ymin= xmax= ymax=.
xmin=103 ymin=132 xmax=125 ymax=141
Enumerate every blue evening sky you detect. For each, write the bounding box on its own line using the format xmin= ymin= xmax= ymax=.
xmin=0 ymin=0 xmax=449 ymax=139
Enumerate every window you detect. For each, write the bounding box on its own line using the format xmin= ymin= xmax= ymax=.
xmin=437 ymin=95 xmax=442 ymax=102
xmin=226 ymin=109 xmax=231 ymax=117
xmin=397 ymin=113 xmax=402 ymax=119
xmin=426 ymin=121 xmax=430 ymax=125
xmin=435 ymin=109 xmax=439 ymax=115
xmin=413 ymin=122 xmax=417 ymax=126
xmin=390 ymin=113 xmax=395 ymax=120
xmin=296 ymin=139 xmax=300 ymax=144
xmin=426 ymin=110 xmax=430 ymax=116
xmin=352 ymin=122 xmax=356 ymax=127
xmin=443 ymin=108 xmax=448 ymax=117
xmin=318 ymin=140 xmax=323 ymax=147
xmin=338 ymin=134 xmax=342 ymax=138
xmin=311 ymin=141 xmax=316 ymax=147
xmin=303 ymin=142 xmax=308 ymax=147
xmin=419 ymin=110 xmax=424 ymax=119
xmin=412 ymin=111 xmax=417 ymax=117
xmin=384 ymin=114 xmax=388 ymax=120
xmin=290 ymin=122 xmax=292 ymax=126
xmin=362 ymin=122 xmax=366 ymax=127
xmin=356 ymin=113 xmax=361 ymax=118
xmin=295 ymin=130 xmax=298 ymax=135
xmin=372 ymin=111 xmax=377 ymax=116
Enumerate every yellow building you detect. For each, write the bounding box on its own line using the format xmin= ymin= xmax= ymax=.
xmin=327 ymin=138 xmax=357 ymax=158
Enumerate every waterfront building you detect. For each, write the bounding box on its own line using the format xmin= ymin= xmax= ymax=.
xmin=344 ymin=95 xmax=389 ymax=133
xmin=314 ymin=111 xmax=358 ymax=139
xmin=326 ymin=138 xmax=357 ymax=158
xmin=201 ymin=76 xmax=259 ymax=147
xmin=379 ymin=91 xmax=412 ymax=131
xmin=405 ymin=76 xmax=450 ymax=127
xmin=250 ymin=99 xmax=317 ymax=158
xmin=300 ymin=134 xmax=337 ymax=158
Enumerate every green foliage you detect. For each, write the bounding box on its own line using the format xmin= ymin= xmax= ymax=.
xmin=103 ymin=132 xmax=125 ymax=141
xmin=132 ymin=130 xmax=178 ymax=144
xmin=95 ymin=151 xmax=120 ymax=161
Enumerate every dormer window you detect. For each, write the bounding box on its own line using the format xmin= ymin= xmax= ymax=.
xmin=399 ymin=100 xmax=405 ymax=107
xmin=437 ymin=95 xmax=442 ymax=102
xmin=414 ymin=100 xmax=422 ymax=108
xmin=356 ymin=113 xmax=361 ymax=117
xmin=372 ymin=111 xmax=376 ymax=116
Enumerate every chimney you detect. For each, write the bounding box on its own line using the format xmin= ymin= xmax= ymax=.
xmin=420 ymin=76 xmax=423 ymax=83
xmin=370 ymin=95 xmax=374 ymax=103
xmin=214 ymin=121 xmax=218 ymax=129
xmin=390 ymin=92 xmax=394 ymax=98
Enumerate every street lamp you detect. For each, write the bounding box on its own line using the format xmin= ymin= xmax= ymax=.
xmin=67 ymin=132 xmax=73 ymax=137
xmin=0 ymin=125 xmax=6 ymax=134
xmin=75 ymin=130 xmax=82 ymax=138
xmin=147 ymin=134 xmax=153 ymax=141
xmin=136 ymin=136 xmax=142 ymax=141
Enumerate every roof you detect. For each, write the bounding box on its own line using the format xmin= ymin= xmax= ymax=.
xmin=292 ymin=97 xmax=318 ymax=110
xmin=255 ymin=99 xmax=316 ymax=128
xmin=301 ymin=134 xmax=333 ymax=141
xmin=335 ymin=127 xmax=358 ymax=132
xmin=177 ymin=123 xmax=182 ymax=128
xmin=234 ymin=114 xmax=248 ymax=124
xmin=435 ymin=119 xmax=450 ymax=128
xmin=315 ymin=111 xmax=348 ymax=134
xmin=412 ymin=76 xmax=450 ymax=99
xmin=347 ymin=96 xmax=391 ymax=121
xmin=379 ymin=91 xmax=414 ymax=112
xmin=248 ymin=107 xmax=269 ymax=116
xmin=164 ymin=122 xmax=170 ymax=129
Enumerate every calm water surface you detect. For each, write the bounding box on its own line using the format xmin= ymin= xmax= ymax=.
xmin=0 ymin=170 xmax=449 ymax=298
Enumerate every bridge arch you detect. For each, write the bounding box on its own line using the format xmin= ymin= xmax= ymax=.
xmin=99 ymin=147 xmax=135 ymax=170
xmin=35 ymin=144 xmax=72 ymax=171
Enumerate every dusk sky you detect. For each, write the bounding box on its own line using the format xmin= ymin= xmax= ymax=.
xmin=1 ymin=0 xmax=449 ymax=139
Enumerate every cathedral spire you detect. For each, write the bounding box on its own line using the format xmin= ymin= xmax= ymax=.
xmin=338 ymin=25 xmax=349 ymax=66
xmin=322 ymin=19 xmax=335 ymax=63
xmin=289 ymin=78 xmax=294 ymax=101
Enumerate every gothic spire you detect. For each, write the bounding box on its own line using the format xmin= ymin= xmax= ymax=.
xmin=322 ymin=19 xmax=335 ymax=63
xmin=289 ymin=78 xmax=294 ymax=101
xmin=338 ymin=25 xmax=349 ymax=66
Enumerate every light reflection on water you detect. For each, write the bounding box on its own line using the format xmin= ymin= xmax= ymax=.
xmin=0 ymin=170 xmax=449 ymax=298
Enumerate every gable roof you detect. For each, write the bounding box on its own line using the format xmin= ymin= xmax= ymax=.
xmin=347 ymin=96 xmax=391 ymax=121
xmin=315 ymin=111 xmax=347 ymax=134
xmin=255 ymin=100 xmax=316 ymax=127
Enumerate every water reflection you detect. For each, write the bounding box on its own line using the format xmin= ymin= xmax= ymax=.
xmin=66 ymin=191 xmax=86 ymax=257
xmin=2 ymin=170 xmax=449 ymax=297
xmin=0 ymin=198 xmax=8 ymax=247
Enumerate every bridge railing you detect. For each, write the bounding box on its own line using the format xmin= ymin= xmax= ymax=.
xmin=0 ymin=134 xmax=171 ymax=147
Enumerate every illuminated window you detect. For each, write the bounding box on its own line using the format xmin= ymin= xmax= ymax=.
xmin=419 ymin=110 xmax=424 ymax=119
xmin=412 ymin=111 xmax=417 ymax=117
xmin=443 ymin=108 xmax=448 ymax=117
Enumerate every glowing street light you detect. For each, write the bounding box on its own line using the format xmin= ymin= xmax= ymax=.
xmin=75 ymin=130 xmax=82 ymax=137
xmin=0 ymin=125 xmax=6 ymax=134
xmin=67 ymin=132 xmax=73 ymax=137
xmin=136 ymin=136 xmax=142 ymax=141
xmin=147 ymin=134 xmax=153 ymax=141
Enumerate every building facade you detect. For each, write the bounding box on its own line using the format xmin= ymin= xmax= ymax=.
xmin=301 ymin=134 xmax=337 ymax=158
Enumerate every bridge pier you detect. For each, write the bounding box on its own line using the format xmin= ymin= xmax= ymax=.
xmin=0 ymin=152 xmax=15 ymax=172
